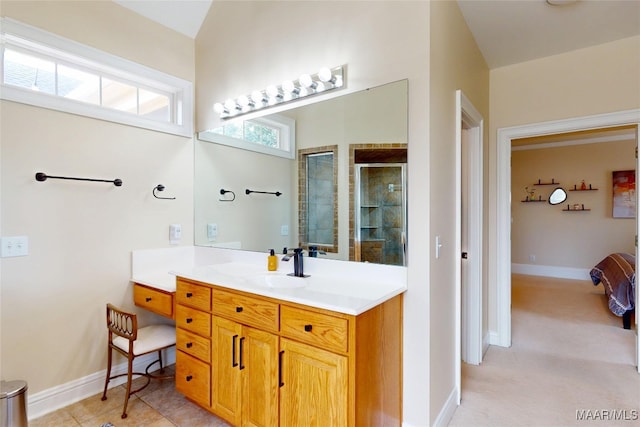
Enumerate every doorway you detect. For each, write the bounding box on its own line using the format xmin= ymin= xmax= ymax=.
xmin=493 ymin=109 xmax=640 ymax=373
xmin=349 ymin=144 xmax=408 ymax=265
xmin=455 ymin=90 xmax=485 ymax=404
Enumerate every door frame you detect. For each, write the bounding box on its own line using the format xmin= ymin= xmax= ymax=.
xmin=494 ymin=109 xmax=640 ymax=373
xmin=455 ymin=90 xmax=484 ymax=404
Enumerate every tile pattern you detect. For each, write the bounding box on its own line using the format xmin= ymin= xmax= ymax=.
xmin=349 ymin=143 xmax=407 ymax=265
xmin=30 ymin=366 xmax=230 ymax=427
xmin=297 ymin=145 xmax=339 ymax=253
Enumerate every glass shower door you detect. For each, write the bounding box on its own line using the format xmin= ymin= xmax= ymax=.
xmin=355 ymin=163 xmax=407 ymax=266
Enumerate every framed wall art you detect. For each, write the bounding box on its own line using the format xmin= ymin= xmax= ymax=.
xmin=612 ymin=170 xmax=636 ymax=218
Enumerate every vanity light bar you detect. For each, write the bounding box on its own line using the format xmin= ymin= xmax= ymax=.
xmin=213 ymin=65 xmax=345 ymax=119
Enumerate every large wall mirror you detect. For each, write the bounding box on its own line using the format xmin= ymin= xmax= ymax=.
xmin=195 ymin=79 xmax=408 ymax=266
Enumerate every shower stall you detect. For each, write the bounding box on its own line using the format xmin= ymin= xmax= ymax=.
xmin=355 ymin=163 xmax=407 ymax=266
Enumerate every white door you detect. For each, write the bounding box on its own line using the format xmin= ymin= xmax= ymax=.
xmin=456 ymin=90 xmax=484 ymax=403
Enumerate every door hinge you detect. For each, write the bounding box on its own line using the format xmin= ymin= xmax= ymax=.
xmin=635 ymin=146 xmax=638 ymax=159
xmin=636 ymin=235 xmax=638 ymax=247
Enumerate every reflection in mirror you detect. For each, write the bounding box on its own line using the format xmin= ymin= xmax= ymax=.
xmin=195 ymin=79 xmax=408 ymax=266
xmin=548 ymin=187 xmax=568 ymax=205
xmin=298 ymin=146 xmax=338 ymax=253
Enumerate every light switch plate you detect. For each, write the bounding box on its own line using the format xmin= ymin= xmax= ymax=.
xmin=1 ymin=236 xmax=29 ymax=257
xmin=169 ymin=224 xmax=181 ymax=245
xmin=207 ymin=223 xmax=218 ymax=241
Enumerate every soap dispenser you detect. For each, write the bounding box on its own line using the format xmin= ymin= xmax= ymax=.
xmin=268 ymin=249 xmax=278 ymax=271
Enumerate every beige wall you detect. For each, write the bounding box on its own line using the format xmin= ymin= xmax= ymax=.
xmin=488 ymin=36 xmax=640 ymax=335
xmin=0 ymin=1 xmax=194 ymax=394
xmin=0 ymin=1 xmax=491 ymax=424
xmin=196 ymin=2 xmax=434 ymax=424
xmin=429 ymin=1 xmax=489 ymax=423
xmin=512 ymin=139 xmax=636 ymax=269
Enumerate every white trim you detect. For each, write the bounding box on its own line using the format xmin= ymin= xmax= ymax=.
xmin=27 ymin=348 xmax=176 ymax=421
xmin=197 ymin=114 xmax=296 ymax=159
xmin=432 ymin=387 xmax=459 ymax=427
xmin=455 ymin=90 xmax=484 ymax=408
xmin=0 ymin=17 xmax=194 ymax=137
xmin=494 ymin=109 xmax=640 ymax=351
xmin=511 ymin=263 xmax=590 ymax=280
xmin=512 ymin=132 xmax=634 ymax=151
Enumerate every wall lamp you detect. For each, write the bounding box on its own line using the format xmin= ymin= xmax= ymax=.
xmin=213 ymin=65 xmax=345 ymax=119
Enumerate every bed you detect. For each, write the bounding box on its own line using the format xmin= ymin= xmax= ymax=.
xmin=589 ymin=252 xmax=636 ymax=329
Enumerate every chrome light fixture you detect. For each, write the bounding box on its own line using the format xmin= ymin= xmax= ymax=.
xmin=213 ymin=65 xmax=345 ymax=119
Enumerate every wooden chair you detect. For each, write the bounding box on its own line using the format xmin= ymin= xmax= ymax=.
xmin=101 ymin=303 xmax=176 ymax=419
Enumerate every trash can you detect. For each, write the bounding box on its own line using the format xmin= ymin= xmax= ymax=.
xmin=1 ymin=380 xmax=28 ymax=427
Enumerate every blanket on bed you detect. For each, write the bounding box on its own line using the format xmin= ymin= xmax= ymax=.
xmin=590 ymin=253 xmax=636 ymax=316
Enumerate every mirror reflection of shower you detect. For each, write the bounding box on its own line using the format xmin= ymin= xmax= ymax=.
xmin=355 ymin=163 xmax=407 ymax=266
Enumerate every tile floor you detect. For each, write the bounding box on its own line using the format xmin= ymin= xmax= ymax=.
xmin=30 ymin=365 xmax=230 ymax=427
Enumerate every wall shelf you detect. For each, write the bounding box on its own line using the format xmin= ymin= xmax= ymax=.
xmin=533 ymin=179 xmax=559 ymax=186
xmin=562 ymin=204 xmax=590 ymax=212
xmin=521 ymin=198 xmax=546 ymax=203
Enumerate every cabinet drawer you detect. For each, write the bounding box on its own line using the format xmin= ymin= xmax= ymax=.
xmin=213 ymin=289 xmax=279 ymax=333
xmin=176 ymin=305 xmax=211 ymax=337
xmin=177 ymin=327 xmax=210 ymax=362
xmin=176 ymin=280 xmax=211 ymax=312
xmin=176 ymin=351 xmax=211 ymax=408
xmin=133 ymin=283 xmax=174 ymax=318
xmin=280 ymin=306 xmax=348 ymax=353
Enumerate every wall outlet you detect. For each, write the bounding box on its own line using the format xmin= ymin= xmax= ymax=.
xmin=1 ymin=236 xmax=29 ymax=257
xmin=529 ymin=254 xmax=536 ymax=263
xmin=169 ymin=224 xmax=181 ymax=245
xmin=281 ymin=225 xmax=289 ymax=236
xmin=207 ymin=223 xmax=218 ymax=241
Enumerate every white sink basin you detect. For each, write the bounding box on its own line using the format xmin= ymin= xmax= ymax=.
xmin=249 ymin=274 xmax=308 ymax=289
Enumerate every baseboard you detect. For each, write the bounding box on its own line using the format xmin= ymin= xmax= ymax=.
xmin=432 ymin=387 xmax=458 ymax=427
xmin=28 ymin=348 xmax=176 ymax=421
xmin=511 ymin=263 xmax=590 ymax=281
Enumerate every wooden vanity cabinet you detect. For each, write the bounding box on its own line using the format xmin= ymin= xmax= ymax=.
xmin=211 ymin=316 xmax=279 ymax=427
xmin=211 ymin=288 xmax=280 ymax=427
xmin=133 ymin=283 xmax=174 ymax=319
xmin=175 ymin=279 xmax=212 ymax=408
xmin=175 ymin=277 xmax=403 ymax=427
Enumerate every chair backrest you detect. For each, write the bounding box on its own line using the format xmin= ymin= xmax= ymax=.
xmin=106 ymin=303 xmax=138 ymax=342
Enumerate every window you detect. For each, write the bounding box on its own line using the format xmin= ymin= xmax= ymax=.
xmin=0 ymin=18 xmax=193 ymax=137
xmin=298 ymin=146 xmax=338 ymax=252
xmin=198 ymin=114 xmax=295 ymax=159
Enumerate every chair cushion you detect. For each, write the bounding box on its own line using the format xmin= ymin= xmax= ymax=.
xmin=113 ymin=324 xmax=176 ymax=356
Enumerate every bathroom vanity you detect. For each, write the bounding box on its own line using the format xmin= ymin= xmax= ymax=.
xmin=131 ymin=247 xmax=406 ymax=427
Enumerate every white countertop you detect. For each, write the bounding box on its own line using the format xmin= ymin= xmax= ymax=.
xmin=131 ymin=246 xmax=407 ymax=316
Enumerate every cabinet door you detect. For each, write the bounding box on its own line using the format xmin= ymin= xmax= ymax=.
xmin=241 ymin=327 xmax=279 ymax=427
xmin=176 ymin=351 xmax=210 ymax=408
xmin=212 ymin=316 xmax=242 ymax=425
xmin=279 ymin=338 xmax=348 ymax=427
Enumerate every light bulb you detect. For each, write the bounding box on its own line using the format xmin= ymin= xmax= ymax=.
xmin=266 ymin=84 xmax=281 ymax=99
xmin=315 ymin=82 xmax=326 ymax=93
xmin=251 ymin=90 xmax=266 ymax=104
xmin=299 ymin=74 xmax=314 ymax=88
xmin=213 ymin=103 xmax=226 ymax=114
xmin=282 ymin=80 xmax=298 ymax=94
xmin=237 ymin=95 xmax=252 ymax=107
xmin=318 ymin=67 xmax=333 ymax=83
xmin=224 ymin=99 xmax=237 ymax=111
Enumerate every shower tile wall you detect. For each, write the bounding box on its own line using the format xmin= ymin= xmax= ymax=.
xmin=359 ymin=166 xmax=404 ymax=265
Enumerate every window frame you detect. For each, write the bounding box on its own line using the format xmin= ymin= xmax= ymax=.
xmin=197 ymin=114 xmax=296 ymax=159
xmin=298 ymin=145 xmax=338 ymax=253
xmin=0 ymin=17 xmax=193 ymax=137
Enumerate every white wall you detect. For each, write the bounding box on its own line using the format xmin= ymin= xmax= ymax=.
xmin=0 ymin=0 xmax=194 ymax=395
